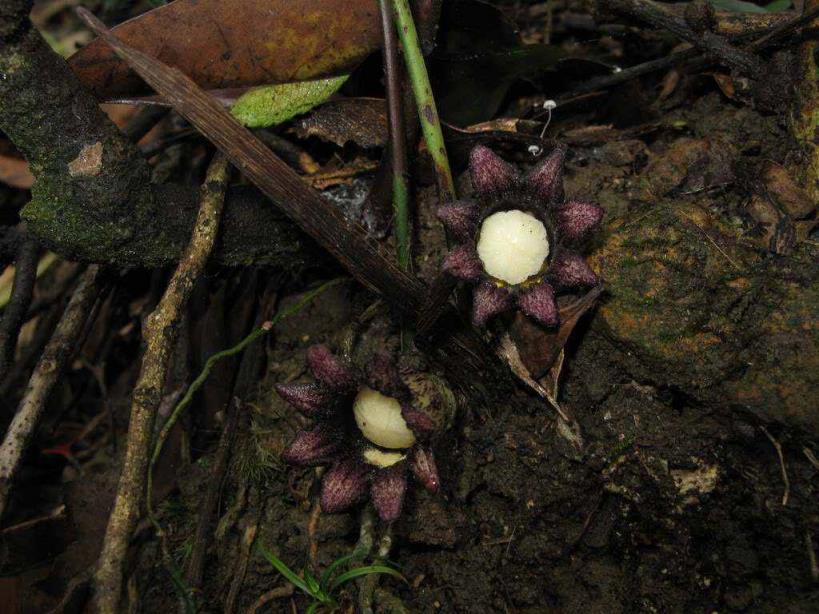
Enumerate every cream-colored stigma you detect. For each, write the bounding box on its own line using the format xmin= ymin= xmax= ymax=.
xmin=353 ymin=387 xmax=416 ymax=449
xmin=477 ymin=210 xmax=549 ymax=285
xmin=362 ymin=448 xmax=406 ymax=468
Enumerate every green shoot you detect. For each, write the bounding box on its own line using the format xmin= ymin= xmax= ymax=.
xmin=257 ymin=543 xmax=404 ymax=611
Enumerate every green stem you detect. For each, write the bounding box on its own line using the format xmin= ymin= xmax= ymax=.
xmin=391 ymin=0 xmax=456 ymax=203
xmin=380 ymin=0 xmax=412 ymax=272
xmin=145 ymin=278 xmax=347 ymax=544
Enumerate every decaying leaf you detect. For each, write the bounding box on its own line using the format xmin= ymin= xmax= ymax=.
xmin=293 ymin=98 xmax=388 ymax=148
xmin=230 ymin=75 xmax=348 ymax=128
xmin=69 ymin=0 xmax=382 ymax=98
xmin=509 ymin=285 xmax=604 ymax=380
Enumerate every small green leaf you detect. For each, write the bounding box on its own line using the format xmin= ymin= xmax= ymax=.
xmin=319 ymin=552 xmax=361 ymax=590
xmin=256 ymin=544 xmax=314 ymax=597
xmin=329 ymin=565 xmax=405 ymax=592
xmin=231 ymin=76 xmax=348 ymax=128
xmin=304 ymin=568 xmax=323 ymax=598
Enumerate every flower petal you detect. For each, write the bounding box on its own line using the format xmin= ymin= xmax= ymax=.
xmin=320 ymin=459 xmax=369 ymax=513
xmin=524 ymin=145 xmax=566 ymax=204
xmin=282 ymin=425 xmax=341 ymax=465
xmin=550 ymin=251 xmax=598 ymax=289
xmin=519 ymin=282 xmax=559 ymax=327
xmin=556 ymin=200 xmax=604 ymax=243
xmin=306 ymin=345 xmax=357 ymax=390
xmin=469 ymin=145 xmax=519 ymax=198
xmin=437 ymin=200 xmax=480 ymax=242
xmin=442 ymin=245 xmax=483 ymax=282
xmin=401 ymin=405 xmax=435 ymax=438
xmin=366 ymin=352 xmax=405 ymax=397
xmin=410 ymin=446 xmax=440 ymax=493
xmin=371 ymin=464 xmax=407 ymax=521
xmin=274 ymin=382 xmax=332 ymax=415
xmin=472 ymin=281 xmax=514 ymax=327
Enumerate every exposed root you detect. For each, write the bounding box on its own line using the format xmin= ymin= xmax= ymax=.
xmin=760 ymin=426 xmax=790 ymax=507
xmin=245 ymin=584 xmax=295 ymax=614
xmin=0 ymin=265 xmax=102 ymax=521
xmin=359 ymin=523 xmax=394 ymax=614
xmin=224 ymin=517 xmax=260 ymax=614
xmin=93 ymin=152 xmax=231 ymax=613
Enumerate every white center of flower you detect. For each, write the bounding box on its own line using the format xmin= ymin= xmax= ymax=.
xmin=476 ymin=210 xmax=549 ymax=285
xmin=353 ymin=387 xmax=416 ymax=449
xmin=362 ymin=448 xmax=406 ymax=468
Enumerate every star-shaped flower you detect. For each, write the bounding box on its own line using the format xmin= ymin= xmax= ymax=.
xmin=438 ymin=145 xmax=603 ymax=327
xmin=276 ymin=346 xmax=440 ymax=521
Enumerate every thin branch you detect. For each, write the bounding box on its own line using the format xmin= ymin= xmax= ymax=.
xmin=0 ymin=265 xmax=103 ymax=521
xmin=605 ymin=0 xmax=762 ymax=75
xmin=558 ymin=4 xmax=819 ymax=103
xmin=0 ymin=237 xmax=39 ymax=383
xmin=94 ymin=153 xmax=231 ymax=614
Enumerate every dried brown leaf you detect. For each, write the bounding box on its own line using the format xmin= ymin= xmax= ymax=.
xmin=69 ymin=0 xmax=382 ymax=99
xmin=292 ymin=98 xmax=388 ymax=148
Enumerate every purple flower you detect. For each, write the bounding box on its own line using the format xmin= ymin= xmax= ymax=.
xmin=437 ymin=145 xmax=603 ymax=327
xmin=276 ymin=346 xmax=441 ymax=522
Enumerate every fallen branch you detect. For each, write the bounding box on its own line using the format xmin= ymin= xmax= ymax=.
xmin=94 ymin=153 xmax=231 ymax=614
xmin=0 ymin=265 xmax=103 ymax=521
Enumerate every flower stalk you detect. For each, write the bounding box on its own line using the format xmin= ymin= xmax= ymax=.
xmin=391 ymin=0 xmax=456 ymax=203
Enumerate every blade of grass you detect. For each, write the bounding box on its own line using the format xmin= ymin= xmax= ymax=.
xmin=320 ymin=552 xmax=361 ymax=590
xmin=257 ymin=544 xmax=316 ymax=599
xmin=330 ymin=565 xmax=405 ymax=592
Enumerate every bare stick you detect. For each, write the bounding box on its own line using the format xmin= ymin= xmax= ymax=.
xmin=94 ymin=153 xmax=231 ymax=614
xmin=0 ymin=265 xmax=102 ymax=520
xmin=0 ymin=237 xmax=39 ymax=383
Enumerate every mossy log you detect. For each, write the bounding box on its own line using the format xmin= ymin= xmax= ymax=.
xmin=0 ymin=11 xmax=313 ymax=268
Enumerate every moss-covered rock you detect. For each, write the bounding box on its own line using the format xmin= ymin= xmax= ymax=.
xmin=590 ymin=200 xmax=819 ymax=433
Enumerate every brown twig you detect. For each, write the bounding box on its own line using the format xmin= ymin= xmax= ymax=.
xmin=605 ymin=0 xmax=762 ymax=75
xmin=0 ymin=237 xmax=39 ymax=383
xmin=94 ymin=152 xmax=231 ymax=614
xmin=558 ymin=5 xmax=819 ymax=103
xmin=0 ymin=265 xmax=102 ymax=521
xmin=225 ymin=518 xmax=260 ymax=614
xmin=359 ymin=524 xmax=394 ymax=614
xmin=186 ymin=396 xmax=242 ymax=589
